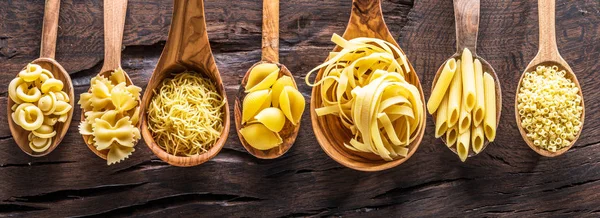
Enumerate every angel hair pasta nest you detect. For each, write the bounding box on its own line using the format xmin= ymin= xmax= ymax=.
xmin=147 ymin=72 xmax=226 ymax=156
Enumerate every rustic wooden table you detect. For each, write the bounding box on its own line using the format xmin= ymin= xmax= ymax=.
xmin=1 ymin=0 xmax=599 ymax=217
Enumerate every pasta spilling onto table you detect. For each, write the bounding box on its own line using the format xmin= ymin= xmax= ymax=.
xmin=9 ymin=63 xmax=72 ymax=153
xmin=517 ymin=65 xmax=583 ymax=152
xmin=239 ymin=63 xmax=305 ymax=151
xmin=147 ymin=72 xmax=225 ymax=156
xmin=306 ymin=34 xmax=423 ymax=161
xmin=428 ymin=48 xmax=497 ymax=162
xmin=79 ymin=69 xmax=142 ymax=165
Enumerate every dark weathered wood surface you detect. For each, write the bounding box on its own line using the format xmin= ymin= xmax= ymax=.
xmin=1 ymin=0 xmax=599 ymax=217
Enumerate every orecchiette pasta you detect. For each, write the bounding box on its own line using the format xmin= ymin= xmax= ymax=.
xmin=9 ymin=63 xmax=71 ymax=153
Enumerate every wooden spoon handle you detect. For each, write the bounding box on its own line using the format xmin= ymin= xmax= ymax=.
xmin=344 ymin=0 xmax=394 ymax=44
xmin=40 ymin=0 xmax=60 ymax=59
xmin=536 ymin=0 xmax=560 ymax=61
xmin=453 ymin=0 xmax=480 ymax=53
xmin=101 ymin=0 xmax=128 ymax=72
xmin=262 ymin=0 xmax=279 ymax=63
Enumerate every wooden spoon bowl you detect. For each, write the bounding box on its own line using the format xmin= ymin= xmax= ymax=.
xmin=432 ymin=54 xmax=502 ymax=157
xmin=310 ymin=0 xmax=426 ymax=171
xmin=81 ymin=0 xmax=141 ymax=160
xmin=234 ymin=0 xmax=300 ymax=159
xmin=430 ymin=0 xmax=502 ymax=157
xmin=81 ymin=69 xmax=138 ymax=160
xmin=8 ymin=58 xmax=74 ymax=157
xmin=235 ymin=62 xmax=300 ymax=159
xmin=140 ymin=0 xmax=230 ymax=167
xmin=515 ymin=0 xmax=585 ymax=157
xmin=7 ymin=0 xmax=73 ymax=157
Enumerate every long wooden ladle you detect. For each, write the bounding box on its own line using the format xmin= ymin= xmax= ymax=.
xmin=310 ymin=0 xmax=426 ymax=171
xmin=140 ymin=0 xmax=230 ymax=167
xmin=81 ymin=0 xmax=139 ymax=159
xmin=432 ymin=0 xmax=502 ymax=157
xmin=234 ymin=0 xmax=300 ymax=159
xmin=7 ymin=0 xmax=74 ymax=157
xmin=515 ymin=0 xmax=585 ymax=157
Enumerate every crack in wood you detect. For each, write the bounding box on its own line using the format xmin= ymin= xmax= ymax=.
xmin=265 ymin=166 xmax=345 ymax=179
xmin=372 ymin=178 xmax=471 ymax=199
xmin=75 ymin=193 xmax=265 ymax=217
xmin=277 ymin=207 xmax=335 ymax=218
xmin=0 ymin=160 xmax=75 ymax=168
xmin=4 ymin=182 xmax=148 ymax=203
xmin=0 ymin=203 xmax=48 ymax=214
xmin=541 ymin=178 xmax=600 ymax=193
xmin=111 ymin=159 xmax=170 ymax=175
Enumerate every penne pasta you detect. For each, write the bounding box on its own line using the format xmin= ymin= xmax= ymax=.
xmin=427 ymin=58 xmax=457 ymax=114
xmin=457 ymin=129 xmax=470 ymax=162
xmin=446 ymin=124 xmax=458 ymax=147
xmin=458 ymin=93 xmax=471 ymax=134
xmin=434 ymin=92 xmax=449 ymax=138
xmin=472 ymin=123 xmax=484 ymax=154
xmin=461 ymin=48 xmax=476 ymax=112
xmin=447 ymin=60 xmax=462 ymax=127
xmin=483 ymin=72 xmax=497 ymax=142
xmin=473 ymin=59 xmax=485 ymax=126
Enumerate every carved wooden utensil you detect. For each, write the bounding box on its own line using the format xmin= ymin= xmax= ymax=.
xmin=234 ymin=0 xmax=300 ymax=159
xmin=81 ymin=0 xmax=139 ymax=160
xmin=310 ymin=0 xmax=426 ymax=171
xmin=515 ymin=0 xmax=584 ymax=157
xmin=7 ymin=0 xmax=74 ymax=157
xmin=431 ymin=0 xmax=502 ymax=157
xmin=140 ymin=0 xmax=230 ymax=167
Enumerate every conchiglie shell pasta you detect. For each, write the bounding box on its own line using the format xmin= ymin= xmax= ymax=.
xmin=239 ymin=123 xmax=283 ymax=150
xmin=245 ymin=63 xmax=280 ymax=93
xmin=254 ymin=107 xmax=286 ymax=132
xmin=271 ymin=75 xmax=296 ymax=107
xmin=279 ymin=86 xmax=305 ymax=125
xmin=242 ymin=89 xmax=271 ymax=123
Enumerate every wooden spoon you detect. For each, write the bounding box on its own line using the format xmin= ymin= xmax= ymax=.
xmin=431 ymin=0 xmax=502 ymax=157
xmin=7 ymin=0 xmax=74 ymax=157
xmin=234 ymin=0 xmax=300 ymax=159
xmin=515 ymin=0 xmax=585 ymax=157
xmin=140 ymin=0 xmax=230 ymax=167
xmin=310 ymin=0 xmax=426 ymax=171
xmin=81 ymin=0 xmax=139 ymax=160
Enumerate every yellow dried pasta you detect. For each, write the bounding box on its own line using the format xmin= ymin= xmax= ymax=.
xmin=78 ymin=69 xmax=141 ymax=165
xmin=147 ymin=72 xmax=225 ymax=156
xmin=239 ymin=63 xmax=304 ymax=151
xmin=306 ymin=34 xmax=423 ymax=161
xmin=8 ymin=63 xmax=71 ymax=153
xmin=517 ymin=65 xmax=583 ymax=152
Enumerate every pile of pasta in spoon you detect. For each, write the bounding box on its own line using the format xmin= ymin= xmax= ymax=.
xmin=78 ymin=69 xmax=142 ymax=165
xmin=306 ymin=34 xmax=424 ymax=161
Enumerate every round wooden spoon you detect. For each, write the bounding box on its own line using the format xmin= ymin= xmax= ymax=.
xmin=310 ymin=0 xmax=426 ymax=172
xmin=515 ymin=0 xmax=585 ymax=157
xmin=234 ymin=0 xmax=300 ymax=159
xmin=81 ymin=0 xmax=139 ymax=160
xmin=7 ymin=0 xmax=74 ymax=157
xmin=432 ymin=0 xmax=502 ymax=157
xmin=140 ymin=0 xmax=230 ymax=167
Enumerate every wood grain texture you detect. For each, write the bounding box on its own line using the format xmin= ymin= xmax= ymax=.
xmin=1 ymin=0 xmax=600 ymax=216
xmin=261 ymin=0 xmax=279 ymax=63
xmin=40 ymin=0 xmax=60 ymax=59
